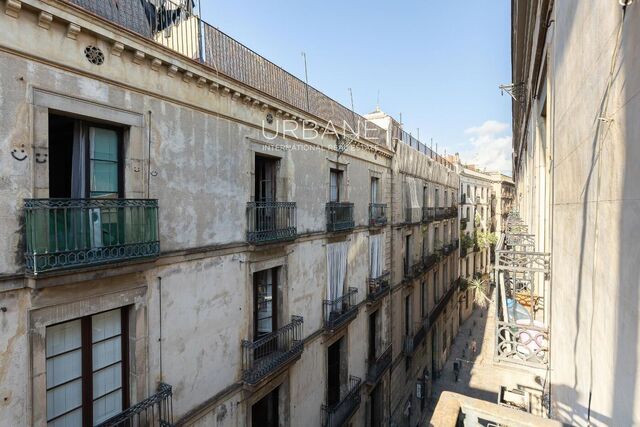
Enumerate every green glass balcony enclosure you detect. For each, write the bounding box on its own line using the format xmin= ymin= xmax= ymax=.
xmin=24 ymin=198 xmax=160 ymax=274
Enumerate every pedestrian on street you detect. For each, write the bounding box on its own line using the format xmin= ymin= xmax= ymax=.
xmin=471 ymin=338 xmax=477 ymax=355
xmin=453 ymin=361 xmax=460 ymax=382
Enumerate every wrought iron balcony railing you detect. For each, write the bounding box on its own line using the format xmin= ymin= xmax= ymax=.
xmin=495 ymin=320 xmax=549 ymax=367
xmin=367 ymin=271 xmax=390 ymax=303
xmin=246 ymin=201 xmax=296 ymax=244
xmin=445 ymin=206 xmax=458 ymax=219
xmin=322 ymin=376 xmax=362 ymax=427
xmin=422 ymin=253 xmax=439 ymax=272
xmin=323 ymin=287 xmax=358 ymax=331
xmin=326 ymin=202 xmax=355 ymax=232
xmin=242 ymin=316 xmax=304 ymax=385
xmin=95 ymin=382 xmax=173 ymax=427
xmin=404 ymin=207 xmax=422 ymax=224
xmin=505 ymin=233 xmax=536 ymax=250
xmin=24 ymin=198 xmax=160 ymax=274
xmin=422 ymin=206 xmax=435 ymax=223
xmin=404 ymin=259 xmax=424 ymax=280
xmin=368 ymin=203 xmax=387 ymax=227
xmin=434 ymin=207 xmax=447 ymax=220
xmin=367 ymin=345 xmax=391 ymax=385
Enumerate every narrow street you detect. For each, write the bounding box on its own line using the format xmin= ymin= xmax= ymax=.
xmin=426 ymin=287 xmax=548 ymax=421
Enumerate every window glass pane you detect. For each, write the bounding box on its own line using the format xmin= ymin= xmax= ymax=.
xmin=93 ymin=363 xmax=122 ymax=400
xmin=46 ymin=379 xmax=82 ymax=422
xmin=48 ymin=407 xmax=82 ymax=427
xmin=90 ymin=128 xmax=118 ymax=161
xmin=256 ymin=269 xmax=274 ymax=335
xmin=92 ymin=310 xmax=121 ymax=343
xmin=47 ymin=350 xmax=82 ymax=388
xmin=90 ymin=161 xmax=118 ymax=196
xmin=93 ymin=389 xmax=122 ymax=425
xmin=47 ymin=320 xmax=81 ymax=357
xmin=92 ymin=336 xmax=121 ymax=371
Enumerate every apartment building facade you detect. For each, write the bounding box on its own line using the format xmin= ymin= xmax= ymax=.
xmin=511 ymin=0 xmax=640 ymax=425
xmin=0 ymin=2 xmax=461 ymax=427
xmin=488 ymin=172 xmax=515 ymax=235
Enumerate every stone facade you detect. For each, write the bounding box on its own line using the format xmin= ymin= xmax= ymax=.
xmin=511 ymin=0 xmax=640 ymax=425
xmin=0 ymin=2 xmax=461 ymax=427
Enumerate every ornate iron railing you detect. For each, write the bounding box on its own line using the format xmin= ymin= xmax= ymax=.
xmin=495 ymin=320 xmax=549 ymax=367
xmin=323 ymin=287 xmax=358 ymax=330
xmin=445 ymin=206 xmax=458 ymax=219
xmin=505 ymin=233 xmax=536 ymax=249
xmin=422 ymin=206 xmax=435 ymax=223
xmin=367 ymin=271 xmax=390 ymax=303
xmin=368 ymin=203 xmax=387 ymax=227
xmin=242 ymin=316 xmax=303 ymax=384
xmin=423 ymin=253 xmax=439 ymax=272
xmin=434 ymin=207 xmax=447 ymax=220
xmin=326 ymin=202 xmax=355 ymax=232
xmin=95 ymin=382 xmax=173 ymax=427
xmin=367 ymin=345 xmax=391 ymax=385
xmin=24 ymin=198 xmax=159 ymax=274
xmin=496 ymin=250 xmax=550 ymax=273
xmin=246 ymin=201 xmax=296 ymax=244
xmin=321 ymin=376 xmax=362 ymax=427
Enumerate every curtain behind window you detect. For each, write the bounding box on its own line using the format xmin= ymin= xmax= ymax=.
xmin=369 ymin=234 xmax=385 ymax=278
xmin=327 ymin=241 xmax=348 ymax=301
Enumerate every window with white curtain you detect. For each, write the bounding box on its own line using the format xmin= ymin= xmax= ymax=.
xmin=327 ymin=241 xmax=348 ymax=301
xmin=369 ymin=234 xmax=385 ymax=279
xmin=46 ymin=308 xmax=126 ymax=426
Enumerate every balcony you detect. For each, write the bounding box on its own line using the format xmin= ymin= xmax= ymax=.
xmin=404 ymin=207 xmax=422 ymax=224
xmin=404 ymin=259 xmax=424 ymax=281
xmin=366 ymin=345 xmax=391 ymax=386
xmin=326 ymin=202 xmax=355 ymax=232
xmin=422 ymin=253 xmax=439 ymax=272
xmin=460 ymin=217 xmax=469 ymax=230
xmin=241 ymin=316 xmax=304 ymax=385
xmin=494 ymin=213 xmax=551 ymax=368
xmin=422 ymin=206 xmax=435 ymax=223
xmin=323 ymin=287 xmax=358 ymax=331
xmin=321 ymin=376 xmax=362 ymax=427
xmin=24 ymin=198 xmax=159 ymax=274
xmin=367 ymin=271 xmax=390 ymax=303
xmin=246 ymin=201 xmax=297 ymax=244
xmin=368 ymin=203 xmax=387 ymax=227
xmin=442 ymin=242 xmax=455 ymax=256
xmin=404 ymin=322 xmax=426 ymax=357
xmin=445 ymin=206 xmax=458 ymax=219
xmin=434 ymin=207 xmax=447 ymax=220
xmin=95 ymin=382 xmax=173 ymax=427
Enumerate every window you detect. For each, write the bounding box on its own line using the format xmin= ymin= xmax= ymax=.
xmin=423 ymin=186 xmax=429 ymax=208
xmin=327 ymin=242 xmax=348 ymax=301
xmin=434 ymin=188 xmax=439 ymax=208
xmin=329 ymin=169 xmax=343 ymax=202
xmin=422 ymin=232 xmax=428 ymax=258
xmin=444 ymin=223 xmax=448 ymax=244
xmin=404 ymin=235 xmax=411 ymax=276
xmin=433 ymin=271 xmax=438 ymax=303
xmin=466 ymin=185 xmax=470 ymax=199
xmin=420 ymin=281 xmax=426 ymax=318
xmin=49 ymin=114 xmax=123 ymax=199
xmin=254 ymin=268 xmax=278 ymax=337
xmin=368 ymin=311 xmax=378 ymax=362
xmin=466 ymin=207 xmax=470 ymax=220
xmin=46 ymin=308 xmax=128 ymax=426
xmin=370 ymin=177 xmax=379 ymax=203
xmin=370 ymin=384 xmax=382 ymax=427
xmin=444 ymin=191 xmax=448 ymax=207
xmin=255 ymin=155 xmax=277 ymax=202
xmin=369 ymin=234 xmax=384 ymax=279
xmin=252 ymin=387 xmax=279 ymax=427
xmin=327 ymin=339 xmax=344 ymax=406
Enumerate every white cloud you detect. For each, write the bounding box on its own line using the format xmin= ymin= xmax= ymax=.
xmin=460 ymin=120 xmax=512 ymax=175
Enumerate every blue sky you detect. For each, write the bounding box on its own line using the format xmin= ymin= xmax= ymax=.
xmin=200 ymin=1 xmax=513 ymax=174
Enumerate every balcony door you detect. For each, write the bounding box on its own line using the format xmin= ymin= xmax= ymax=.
xmin=252 ymin=386 xmax=279 ymax=427
xmin=330 ymin=169 xmax=343 ymax=202
xmin=255 ymin=155 xmax=278 ymax=232
xmin=368 ymin=311 xmax=378 ymax=363
xmin=327 ymin=338 xmax=343 ymax=407
xmin=253 ymin=268 xmax=278 ymax=339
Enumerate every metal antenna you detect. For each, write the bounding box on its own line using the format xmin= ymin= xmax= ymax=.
xmin=348 ymin=88 xmax=357 ymax=132
xmin=302 ymin=52 xmax=310 ymax=111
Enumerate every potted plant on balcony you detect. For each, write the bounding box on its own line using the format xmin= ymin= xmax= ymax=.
xmin=466 ymin=277 xmax=491 ymax=308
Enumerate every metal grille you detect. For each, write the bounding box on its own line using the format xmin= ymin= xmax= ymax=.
xmin=368 ymin=203 xmax=387 ymax=227
xmin=95 ymin=382 xmax=174 ymax=427
xmin=24 ymin=198 xmax=159 ymax=274
xmin=241 ymin=316 xmax=304 ymax=385
xmin=246 ymin=201 xmax=297 ymax=244
xmin=326 ymin=202 xmax=355 ymax=232
xmin=323 ymin=287 xmax=358 ymax=330
xmin=367 ymin=271 xmax=390 ymax=302
xmin=321 ymin=376 xmax=362 ymax=427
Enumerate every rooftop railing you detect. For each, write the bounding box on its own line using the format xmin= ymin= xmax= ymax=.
xmin=321 ymin=376 xmax=362 ymax=427
xmin=68 ymin=0 xmax=387 ymax=145
xmin=323 ymin=287 xmax=358 ymax=331
xmin=246 ymin=201 xmax=296 ymax=244
xmin=95 ymin=382 xmax=173 ymax=427
xmin=241 ymin=316 xmax=304 ymax=385
xmin=24 ymin=198 xmax=160 ymax=274
xmin=392 ymin=127 xmax=454 ymax=170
